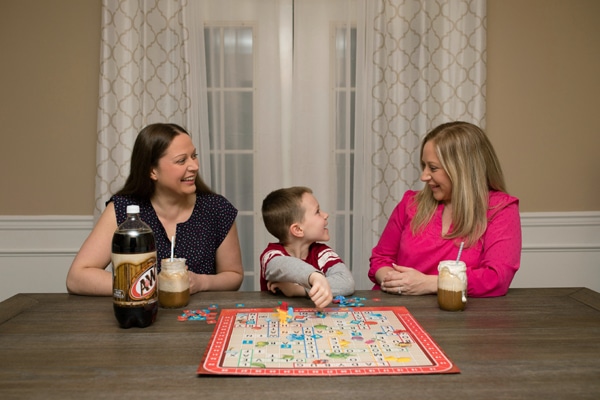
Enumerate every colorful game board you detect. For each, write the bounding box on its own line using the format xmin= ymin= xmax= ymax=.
xmin=198 ymin=306 xmax=459 ymax=376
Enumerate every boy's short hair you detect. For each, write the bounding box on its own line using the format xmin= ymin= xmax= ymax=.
xmin=261 ymin=186 xmax=313 ymax=243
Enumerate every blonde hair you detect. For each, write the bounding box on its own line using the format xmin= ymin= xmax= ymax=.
xmin=412 ymin=122 xmax=507 ymax=247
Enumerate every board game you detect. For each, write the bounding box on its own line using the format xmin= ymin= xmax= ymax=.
xmin=198 ymin=306 xmax=459 ymax=376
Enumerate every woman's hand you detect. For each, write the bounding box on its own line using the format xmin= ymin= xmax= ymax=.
xmin=380 ymin=264 xmax=437 ymax=295
xmin=187 ymin=270 xmax=207 ymax=294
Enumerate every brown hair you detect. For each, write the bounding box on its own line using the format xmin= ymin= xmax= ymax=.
xmin=261 ymin=186 xmax=313 ymax=244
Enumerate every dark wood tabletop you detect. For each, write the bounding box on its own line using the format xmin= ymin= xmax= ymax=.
xmin=1 ymin=288 xmax=599 ymax=399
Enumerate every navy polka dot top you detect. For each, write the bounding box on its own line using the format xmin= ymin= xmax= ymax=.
xmin=110 ymin=194 xmax=238 ymax=275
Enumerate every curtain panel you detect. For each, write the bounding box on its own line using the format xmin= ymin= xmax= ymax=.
xmin=95 ymin=0 xmax=209 ymax=216
xmin=353 ymin=0 xmax=486 ymax=288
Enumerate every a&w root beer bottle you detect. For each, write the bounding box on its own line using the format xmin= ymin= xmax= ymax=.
xmin=111 ymin=205 xmax=158 ymax=328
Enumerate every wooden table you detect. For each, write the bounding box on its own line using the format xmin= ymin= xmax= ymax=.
xmin=1 ymin=288 xmax=599 ymax=399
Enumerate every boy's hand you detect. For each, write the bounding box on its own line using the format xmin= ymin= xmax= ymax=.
xmin=267 ymin=281 xmax=305 ymax=297
xmin=308 ymin=272 xmax=332 ymax=309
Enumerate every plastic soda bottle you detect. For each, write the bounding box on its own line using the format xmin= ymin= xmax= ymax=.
xmin=111 ymin=205 xmax=158 ymax=328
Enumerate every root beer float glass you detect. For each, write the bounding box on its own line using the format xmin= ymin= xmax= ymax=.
xmin=158 ymin=258 xmax=190 ymax=308
xmin=437 ymin=260 xmax=467 ymax=311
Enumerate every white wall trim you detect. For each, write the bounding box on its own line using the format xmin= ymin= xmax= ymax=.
xmin=4 ymin=212 xmax=597 ymax=253
xmin=0 ymin=215 xmax=94 ymax=229
xmin=0 ymin=215 xmax=94 ymax=256
xmin=520 ymin=211 xmax=600 ymax=253
xmin=0 ymin=212 xmax=599 ymax=301
xmin=520 ymin=211 xmax=600 ymax=227
xmin=523 ymin=244 xmax=599 ymax=252
xmin=0 ymin=215 xmax=95 ymax=302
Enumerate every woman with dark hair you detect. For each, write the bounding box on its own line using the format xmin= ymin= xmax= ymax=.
xmin=67 ymin=123 xmax=243 ymax=295
xmin=368 ymin=121 xmax=521 ymax=298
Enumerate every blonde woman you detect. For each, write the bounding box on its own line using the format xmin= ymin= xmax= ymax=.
xmin=369 ymin=121 xmax=521 ymax=297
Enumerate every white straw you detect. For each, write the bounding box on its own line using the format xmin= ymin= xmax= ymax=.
xmin=170 ymin=235 xmax=175 ymax=262
xmin=456 ymin=241 xmax=464 ymax=264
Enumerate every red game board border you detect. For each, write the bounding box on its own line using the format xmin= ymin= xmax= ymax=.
xmin=198 ymin=306 xmax=459 ymax=376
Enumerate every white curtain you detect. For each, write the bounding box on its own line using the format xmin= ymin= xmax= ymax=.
xmin=353 ymin=0 xmax=487 ymax=288
xmin=95 ymin=0 xmax=210 ymax=216
xmin=290 ymin=0 xmax=355 ymax=208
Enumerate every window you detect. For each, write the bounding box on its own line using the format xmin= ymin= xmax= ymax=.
xmin=332 ymin=25 xmax=357 ymax=269
xmin=203 ymin=2 xmax=356 ymax=290
xmin=205 ymin=25 xmax=256 ymax=291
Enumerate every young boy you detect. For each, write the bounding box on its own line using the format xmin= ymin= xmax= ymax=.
xmin=260 ymin=186 xmax=355 ymax=309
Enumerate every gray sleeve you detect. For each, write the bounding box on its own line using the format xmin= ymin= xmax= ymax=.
xmin=264 ymin=256 xmax=319 ymax=289
xmin=325 ymin=263 xmax=355 ymax=296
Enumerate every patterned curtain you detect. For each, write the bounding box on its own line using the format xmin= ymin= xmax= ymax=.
xmin=95 ymin=0 xmax=207 ymax=216
xmin=353 ymin=0 xmax=486 ymax=288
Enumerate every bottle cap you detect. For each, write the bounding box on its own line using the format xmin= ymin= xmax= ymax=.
xmin=126 ymin=205 xmax=140 ymax=214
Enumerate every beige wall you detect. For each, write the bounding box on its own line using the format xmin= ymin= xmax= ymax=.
xmin=0 ymin=0 xmax=101 ymax=215
xmin=1 ymin=0 xmax=599 ymax=215
xmin=487 ymin=0 xmax=600 ymax=211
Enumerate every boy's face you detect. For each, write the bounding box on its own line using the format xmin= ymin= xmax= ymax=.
xmin=297 ymin=193 xmax=329 ymax=242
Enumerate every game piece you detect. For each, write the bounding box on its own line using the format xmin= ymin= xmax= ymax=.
xmin=331 ymin=296 xmax=367 ymax=308
xmin=275 ymin=304 xmax=294 ymax=324
xmin=178 ymin=307 xmax=219 ymax=322
xmin=198 ymin=306 xmax=459 ymax=376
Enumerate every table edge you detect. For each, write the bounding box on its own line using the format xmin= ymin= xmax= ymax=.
xmin=0 ymin=293 xmax=40 ymax=324
xmin=570 ymin=287 xmax=600 ymax=311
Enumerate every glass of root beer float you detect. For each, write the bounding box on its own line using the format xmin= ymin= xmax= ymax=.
xmin=437 ymin=261 xmax=467 ymax=311
xmin=158 ymin=258 xmax=190 ymax=308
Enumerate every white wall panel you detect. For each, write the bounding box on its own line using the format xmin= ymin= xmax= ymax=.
xmin=0 ymin=213 xmax=599 ymax=302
